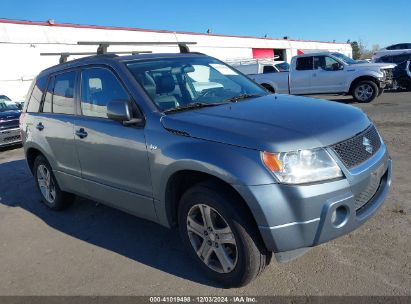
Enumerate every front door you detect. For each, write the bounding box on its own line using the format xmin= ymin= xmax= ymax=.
xmin=74 ymin=67 xmax=156 ymax=220
xmin=311 ymin=56 xmax=346 ymax=93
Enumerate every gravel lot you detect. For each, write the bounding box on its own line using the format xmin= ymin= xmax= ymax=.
xmin=0 ymin=92 xmax=410 ymax=296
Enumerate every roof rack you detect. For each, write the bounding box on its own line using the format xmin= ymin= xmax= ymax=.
xmin=225 ymin=56 xmax=281 ymax=66
xmin=40 ymin=41 xmax=197 ymax=64
xmin=77 ymin=41 xmax=197 ymax=54
xmin=40 ymin=51 xmax=153 ymax=64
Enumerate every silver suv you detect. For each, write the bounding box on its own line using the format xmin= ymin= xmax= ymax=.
xmin=20 ymin=45 xmax=392 ymax=287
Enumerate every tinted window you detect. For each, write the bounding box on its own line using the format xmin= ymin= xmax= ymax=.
xmin=27 ymin=75 xmax=47 ymax=113
xmin=81 ymin=68 xmax=129 ymax=118
xmin=392 ymin=54 xmax=411 ymax=64
xmin=42 ymin=77 xmax=54 ymax=113
xmin=53 ymin=72 xmax=76 ymax=115
xmin=296 ymin=57 xmax=313 ymax=70
xmin=263 ymin=65 xmax=277 ymax=73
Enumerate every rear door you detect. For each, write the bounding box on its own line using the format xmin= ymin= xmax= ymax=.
xmin=27 ymin=71 xmax=81 ymax=179
xmin=289 ymin=56 xmax=314 ymax=94
xmin=73 ymin=66 xmax=156 ymax=220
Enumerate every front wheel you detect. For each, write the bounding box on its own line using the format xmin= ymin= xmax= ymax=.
xmin=178 ymin=183 xmax=271 ymax=288
xmin=352 ymin=80 xmax=379 ymax=103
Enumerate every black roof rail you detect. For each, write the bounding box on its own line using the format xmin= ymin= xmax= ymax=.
xmin=77 ymin=41 xmax=197 ymax=54
xmin=40 ymin=51 xmax=153 ymax=64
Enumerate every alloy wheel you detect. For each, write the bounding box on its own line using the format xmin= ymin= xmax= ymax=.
xmin=354 ymin=84 xmax=374 ymax=101
xmin=37 ymin=164 xmax=56 ymax=204
xmin=186 ymin=204 xmax=238 ymax=273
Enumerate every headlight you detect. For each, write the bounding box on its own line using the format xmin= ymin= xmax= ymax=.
xmin=262 ymin=148 xmax=343 ymax=184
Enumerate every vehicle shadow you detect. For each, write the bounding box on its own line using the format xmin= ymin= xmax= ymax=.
xmin=0 ymin=159 xmax=218 ymax=287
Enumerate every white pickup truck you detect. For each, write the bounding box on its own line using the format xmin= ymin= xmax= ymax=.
xmin=235 ymin=52 xmax=395 ymax=103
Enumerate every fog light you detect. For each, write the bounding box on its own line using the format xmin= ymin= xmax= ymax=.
xmin=331 ymin=205 xmax=349 ymax=227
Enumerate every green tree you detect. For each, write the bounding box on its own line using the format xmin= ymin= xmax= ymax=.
xmin=351 ymin=41 xmax=361 ymax=60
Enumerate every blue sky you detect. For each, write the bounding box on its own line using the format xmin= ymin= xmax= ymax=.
xmin=0 ymin=0 xmax=409 ymax=48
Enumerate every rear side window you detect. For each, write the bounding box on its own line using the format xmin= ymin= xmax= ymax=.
xmin=296 ymin=57 xmax=313 ymax=70
xmin=53 ymin=72 xmax=76 ymax=115
xmin=80 ymin=68 xmax=129 ymax=118
xmin=27 ymin=75 xmax=47 ymax=112
xmin=263 ymin=65 xmax=277 ymax=73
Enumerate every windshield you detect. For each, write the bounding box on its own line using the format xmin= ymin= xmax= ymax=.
xmin=0 ymin=95 xmax=11 ymax=101
xmin=0 ymin=101 xmax=19 ymax=112
xmin=331 ymin=53 xmax=358 ymax=65
xmin=126 ymin=56 xmax=267 ymax=112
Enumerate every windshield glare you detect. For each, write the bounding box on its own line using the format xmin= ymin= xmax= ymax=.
xmin=0 ymin=101 xmax=19 ymax=112
xmin=331 ymin=53 xmax=357 ymax=65
xmin=127 ymin=57 xmax=267 ymax=112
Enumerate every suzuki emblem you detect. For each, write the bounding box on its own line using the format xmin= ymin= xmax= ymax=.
xmin=362 ymin=137 xmax=373 ymax=154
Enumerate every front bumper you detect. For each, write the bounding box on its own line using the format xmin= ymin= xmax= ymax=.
xmin=236 ymin=143 xmax=391 ymax=254
xmin=0 ymin=127 xmax=21 ymax=147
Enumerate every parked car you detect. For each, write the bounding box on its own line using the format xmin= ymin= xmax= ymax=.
xmin=375 ymin=52 xmax=411 ymax=65
xmin=0 ymin=94 xmax=24 ymax=110
xmin=392 ymin=60 xmax=411 ymax=91
xmin=246 ymin=52 xmax=395 ymax=103
xmin=0 ymin=100 xmax=22 ymax=147
xmin=372 ymin=43 xmax=411 ymax=62
xmin=21 ymin=47 xmax=392 ymax=287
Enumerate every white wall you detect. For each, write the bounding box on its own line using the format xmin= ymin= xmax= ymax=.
xmin=0 ymin=21 xmax=352 ymax=100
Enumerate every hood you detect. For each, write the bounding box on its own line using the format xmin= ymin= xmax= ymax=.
xmin=349 ymin=62 xmax=396 ymax=69
xmin=161 ymin=94 xmax=371 ymax=152
xmin=0 ymin=110 xmax=20 ymax=120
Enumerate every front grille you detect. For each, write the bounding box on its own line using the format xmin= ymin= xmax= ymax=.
xmin=355 ymin=176 xmax=382 ymax=211
xmin=384 ymin=68 xmax=393 ymax=81
xmin=331 ymin=125 xmax=381 ymax=169
xmin=0 ymin=119 xmax=19 ymax=130
xmin=3 ymin=135 xmax=20 ymax=142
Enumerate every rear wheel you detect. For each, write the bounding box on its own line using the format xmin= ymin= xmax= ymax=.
xmin=352 ymin=80 xmax=378 ymax=103
xmin=178 ymin=183 xmax=271 ymax=288
xmin=33 ymin=155 xmax=74 ymax=210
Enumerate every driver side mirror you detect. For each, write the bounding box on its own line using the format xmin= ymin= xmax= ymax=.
xmin=107 ymin=99 xmax=143 ymax=126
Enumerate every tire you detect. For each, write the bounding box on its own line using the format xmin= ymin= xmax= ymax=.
xmin=33 ymin=155 xmax=74 ymax=210
xmin=352 ymin=80 xmax=379 ymax=103
xmin=178 ymin=183 xmax=271 ymax=288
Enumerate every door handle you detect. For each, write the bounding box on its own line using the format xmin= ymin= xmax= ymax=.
xmin=75 ymin=128 xmax=88 ymax=139
xmin=36 ymin=122 xmax=44 ymax=131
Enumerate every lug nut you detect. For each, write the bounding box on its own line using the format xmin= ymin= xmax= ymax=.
xmin=207 ymin=240 xmax=212 ymax=246
xmin=208 ymin=227 xmax=212 ymax=232
xmin=204 ymin=231 xmax=208 ymax=236
xmin=214 ymin=243 xmax=219 ymax=248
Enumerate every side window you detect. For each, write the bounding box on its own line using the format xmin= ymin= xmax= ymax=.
xmin=42 ymin=77 xmax=54 ymax=113
xmin=314 ymin=56 xmax=340 ymax=71
xmin=81 ymin=68 xmax=129 ymax=118
xmin=53 ymin=72 xmax=76 ymax=115
xmin=263 ymin=65 xmax=277 ymax=73
xmin=296 ymin=57 xmax=313 ymax=71
xmin=27 ymin=75 xmax=47 ymax=113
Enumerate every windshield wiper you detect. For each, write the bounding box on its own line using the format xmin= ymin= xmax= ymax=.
xmin=163 ymin=102 xmax=226 ymax=114
xmin=223 ymin=94 xmax=262 ymax=103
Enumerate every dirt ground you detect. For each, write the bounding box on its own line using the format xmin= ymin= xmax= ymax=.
xmin=0 ymin=92 xmax=410 ymax=296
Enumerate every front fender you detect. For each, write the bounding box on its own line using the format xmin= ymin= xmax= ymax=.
xmin=145 ymin=126 xmax=277 ymax=227
xmin=345 ymin=70 xmax=383 ymax=92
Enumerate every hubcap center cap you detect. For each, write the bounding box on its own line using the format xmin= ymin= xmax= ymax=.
xmin=209 ymin=232 xmax=216 ymax=242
